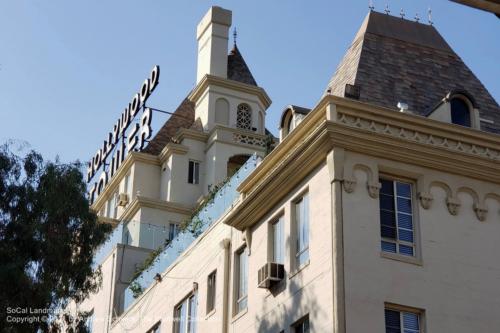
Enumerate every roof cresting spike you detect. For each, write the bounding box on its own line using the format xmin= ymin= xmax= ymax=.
xmin=428 ymin=7 xmax=434 ymax=25
xmin=415 ymin=12 xmax=420 ymax=23
xmin=233 ymin=27 xmax=237 ymax=46
xmin=369 ymin=0 xmax=375 ymax=11
xmin=384 ymin=3 xmax=390 ymax=14
xmin=400 ymin=8 xmax=405 ymax=19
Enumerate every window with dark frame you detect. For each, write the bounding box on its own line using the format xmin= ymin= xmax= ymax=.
xmin=294 ymin=193 xmax=310 ymax=268
xmin=146 ymin=321 xmax=161 ymax=333
xmin=450 ymin=98 xmax=471 ymax=127
xmin=188 ymin=160 xmax=200 ymax=184
xmin=379 ymin=178 xmax=415 ymax=257
xmin=292 ymin=315 xmax=310 ymax=333
xmin=385 ymin=308 xmax=421 ymax=333
xmin=206 ymin=270 xmax=216 ymax=314
xmin=169 ymin=223 xmax=179 ymax=241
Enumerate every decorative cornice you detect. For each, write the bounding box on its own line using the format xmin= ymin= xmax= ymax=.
xmin=173 ymin=128 xmax=209 ymax=144
xmin=158 ymin=143 xmax=189 ymax=164
xmin=224 ymin=95 xmax=500 ymax=230
xmin=91 ymin=152 xmax=160 ymax=211
xmin=188 ymin=74 xmax=272 ymax=109
xmin=121 ymin=196 xmax=193 ymax=222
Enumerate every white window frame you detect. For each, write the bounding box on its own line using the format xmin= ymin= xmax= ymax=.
xmin=234 ymin=246 xmax=248 ymax=315
xmin=271 ymin=215 xmax=285 ymax=264
xmin=379 ymin=177 xmax=417 ymax=258
xmin=174 ymin=292 xmax=197 ymax=333
xmin=384 ymin=304 xmax=424 ymax=333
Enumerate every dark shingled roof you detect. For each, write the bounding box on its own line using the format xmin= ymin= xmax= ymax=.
xmin=143 ymin=97 xmax=196 ymax=155
xmin=227 ymin=45 xmax=257 ymax=86
xmin=326 ymin=10 xmax=500 ymax=134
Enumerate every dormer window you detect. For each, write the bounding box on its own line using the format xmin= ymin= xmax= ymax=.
xmin=236 ymin=104 xmax=252 ymax=130
xmin=450 ymin=97 xmax=471 ymax=127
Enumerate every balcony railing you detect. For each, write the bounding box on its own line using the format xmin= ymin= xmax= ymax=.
xmin=120 ymin=154 xmax=261 ymax=313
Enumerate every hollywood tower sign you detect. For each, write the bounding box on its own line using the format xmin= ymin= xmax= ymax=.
xmin=87 ymin=65 xmax=160 ymax=204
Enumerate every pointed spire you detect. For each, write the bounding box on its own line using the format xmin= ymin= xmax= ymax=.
xmin=233 ymin=27 xmax=237 ymax=47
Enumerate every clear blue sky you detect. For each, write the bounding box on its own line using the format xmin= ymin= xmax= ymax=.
xmin=1 ymin=0 xmax=498 ymax=163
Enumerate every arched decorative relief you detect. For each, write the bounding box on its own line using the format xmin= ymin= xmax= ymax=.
xmin=446 ymin=196 xmax=461 ymax=216
xmin=418 ymin=192 xmax=434 ymax=209
xmin=367 ymin=181 xmax=381 ymax=198
xmin=473 ymin=203 xmax=488 ymax=222
xmin=343 ymin=178 xmax=357 ymax=193
xmin=428 ymin=181 xmax=453 ymax=198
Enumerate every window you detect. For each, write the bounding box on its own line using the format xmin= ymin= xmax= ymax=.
xmin=235 ymin=246 xmax=248 ymax=314
xmin=450 ymin=98 xmax=471 ymax=127
xmin=106 ymin=191 xmax=118 ymax=219
xmin=147 ymin=321 xmax=161 ymax=333
xmin=188 ymin=161 xmax=200 ymax=184
xmin=379 ymin=179 xmax=415 ymax=257
xmin=169 ymin=223 xmax=179 ymax=241
xmin=236 ymin=104 xmax=252 ymax=130
xmin=295 ymin=193 xmax=310 ymax=268
xmin=385 ymin=308 xmax=421 ymax=333
xmin=292 ymin=315 xmax=310 ymax=333
xmin=206 ymin=270 xmax=216 ymax=314
xmin=124 ymin=172 xmax=132 ymax=199
xmin=174 ymin=293 xmax=197 ymax=333
xmin=272 ymin=216 xmax=285 ymax=264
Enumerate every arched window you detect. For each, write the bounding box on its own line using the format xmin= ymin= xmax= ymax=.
xmin=236 ymin=104 xmax=252 ymax=130
xmin=450 ymin=98 xmax=471 ymax=127
xmin=215 ymin=98 xmax=229 ymax=125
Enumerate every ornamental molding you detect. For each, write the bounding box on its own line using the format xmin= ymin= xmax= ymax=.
xmin=337 ymin=112 xmax=500 ymax=162
xmin=233 ymin=132 xmax=267 ymax=148
xmin=418 ymin=192 xmax=434 ymax=210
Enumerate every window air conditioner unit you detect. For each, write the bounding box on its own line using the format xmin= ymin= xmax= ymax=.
xmin=117 ymin=193 xmax=129 ymax=207
xmin=257 ymin=262 xmax=285 ymax=289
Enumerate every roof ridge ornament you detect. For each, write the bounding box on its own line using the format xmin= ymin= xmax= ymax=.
xmin=369 ymin=0 xmax=374 ymax=11
xmin=400 ymin=8 xmax=405 ymax=19
xmin=384 ymin=3 xmax=390 ymax=14
xmin=428 ymin=7 xmax=434 ymax=25
xmin=233 ymin=27 xmax=237 ymax=47
xmin=415 ymin=12 xmax=420 ymax=23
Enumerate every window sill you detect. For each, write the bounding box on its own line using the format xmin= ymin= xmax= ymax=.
xmin=288 ymin=260 xmax=310 ymax=279
xmin=380 ymin=251 xmax=422 ymax=266
xmin=205 ymin=309 xmax=216 ymax=320
xmin=231 ymin=308 xmax=248 ymax=323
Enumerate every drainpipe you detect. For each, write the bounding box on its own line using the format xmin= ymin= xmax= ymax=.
xmin=327 ymin=148 xmax=346 ymax=333
xmin=220 ymin=238 xmax=231 ymax=333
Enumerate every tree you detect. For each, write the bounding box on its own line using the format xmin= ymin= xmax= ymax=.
xmin=0 ymin=144 xmax=112 ymax=332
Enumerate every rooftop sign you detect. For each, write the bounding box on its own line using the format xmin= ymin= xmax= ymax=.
xmin=87 ymin=65 xmax=160 ymax=204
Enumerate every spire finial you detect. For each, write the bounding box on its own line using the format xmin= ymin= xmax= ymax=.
xmin=369 ymin=0 xmax=375 ymax=11
xmin=400 ymin=8 xmax=405 ymax=19
xmin=428 ymin=7 xmax=433 ymax=25
xmin=233 ymin=27 xmax=237 ymax=47
xmin=384 ymin=3 xmax=390 ymax=14
xmin=415 ymin=12 xmax=420 ymax=23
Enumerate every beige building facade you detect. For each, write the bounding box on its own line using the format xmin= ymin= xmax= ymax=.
xmin=68 ymin=7 xmax=500 ymax=333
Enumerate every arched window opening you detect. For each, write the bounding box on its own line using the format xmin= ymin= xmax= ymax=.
xmin=227 ymin=154 xmax=250 ymax=178
xmin=215 ymin=98 xmax=229 ymax=126
xmin=237 ymin=104 xmax=252 ymax=130
xmin=450 ymin=98 xmax=471 ymax=127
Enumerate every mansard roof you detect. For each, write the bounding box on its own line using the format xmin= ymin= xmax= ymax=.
xmin=227 ymin=45 xmax=257 ymax=86
xmin=325 ymin=10 xmax=500 ymax=134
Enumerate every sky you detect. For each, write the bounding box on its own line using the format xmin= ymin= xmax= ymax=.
xmin=1 ymin=0 xmax=499 ymax=163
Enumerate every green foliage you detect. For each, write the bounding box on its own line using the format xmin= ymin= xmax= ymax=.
xmin=0 ymin=144 xmax=112 ymax=332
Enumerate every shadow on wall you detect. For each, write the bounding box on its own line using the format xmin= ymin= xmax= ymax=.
xmin=254 ymin=235 xmax=326 ymax=332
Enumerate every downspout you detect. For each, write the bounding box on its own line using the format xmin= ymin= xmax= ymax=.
xmin=327 ymin=144 xmax=346 ymax=330
xmin=220 ymin=238 xmax=231 ymax=333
